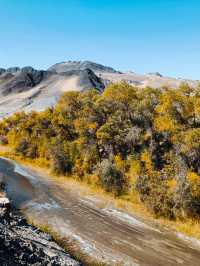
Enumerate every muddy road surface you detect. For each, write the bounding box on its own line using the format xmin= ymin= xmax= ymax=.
xmin=0 ymin=157 xmax=200 ymax=266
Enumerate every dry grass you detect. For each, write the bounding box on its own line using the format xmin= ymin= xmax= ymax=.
xmin=159 ymin=217 xmax=200 ymax=240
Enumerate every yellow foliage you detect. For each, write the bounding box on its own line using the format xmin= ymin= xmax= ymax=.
xmin=194 ymin=97 xmax=200 ymax=117
xmin=114 ymin=154 xmax=125 ymax=172
xmin=154 ymin=115 xmax=179 ymax=133
xmin=88 ymin=123 xmax=97 ymax=130
xmin=187 ymin=171 xmax=200 ymax=198
xmin=74 ymin=119 xmax=82 ymax=129
xmin=187 ymin=171 xmax=199 ymax=183
xmin=128 ymin=159 xmax=141 ymax=187
xmin=129 ymin=159 xmax=141 ymax=178
xmin=73 ymin=158 xmax=84 ymax=178
xmin=96 ymin=126 xmax=112 ymax=141
xmin=102 ymin=82 xmax=137 ymax=103
xmin=143 ymin=131 xmax=151 ymax=141
xmin=141 ymin=150 xmax=153 ymax=173
xmin=181 ymin=129 xmax=200 ymax=151
xmin=167 ymin=179 xmax=177 ymax=191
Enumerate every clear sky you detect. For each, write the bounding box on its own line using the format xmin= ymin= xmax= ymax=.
xmin=0 ymin=0 xmax=200 ymax=79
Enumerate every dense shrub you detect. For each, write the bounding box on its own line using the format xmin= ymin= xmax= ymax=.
xmin=49 ymin=143 xmax=72 ymax=175
xmin=136 ymin=173 xmax=175 ymax=219
xmin=15 ymin=138 xmax=38 ymax=158
xmin=1 ymin=83 xmax=200 ymax=220
xmin=97 ymin=159 xmax=128 ymax=196
xmin=0 ymin=135 xmax=8 ymax=145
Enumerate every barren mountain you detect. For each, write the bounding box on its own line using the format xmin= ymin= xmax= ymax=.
xmin=96 ymin=70 xmax=200 ymax=88
xmin=48 ymin=60 xmax=118 ymax=73
xmin=0 ymin=60 xmax=199 ymax=118
xmin=0 ymin=65 xmax=104 ymax=118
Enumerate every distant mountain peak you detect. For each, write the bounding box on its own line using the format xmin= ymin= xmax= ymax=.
xmin=48 ymin=60 xmax=118 ymax=74
xmin=147 ymin=72 xmax=163 ymax=78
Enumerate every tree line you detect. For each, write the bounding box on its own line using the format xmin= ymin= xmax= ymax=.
xmin=1 ymin=82 xmax=200 ymax=220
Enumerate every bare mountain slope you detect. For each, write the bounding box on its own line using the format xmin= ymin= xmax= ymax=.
xmin=0 ymin=66 xmax=104 ymax=118
xmin=0 ymin=60 xmax=199 ymax=118
xmin=96 ymin=70 xmax=200 ymax=88
xmin=48 ymin=60 xmax=118 ymax=73
xmin=49 ymin=60 xmax=199 ymax=89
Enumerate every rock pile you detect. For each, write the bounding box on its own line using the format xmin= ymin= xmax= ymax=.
xmin=0 ymin=180 xmax=80 ymax=266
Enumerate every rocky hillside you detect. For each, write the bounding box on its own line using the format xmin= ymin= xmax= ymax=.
xmin=0 ymin=67 xmax=50 ymax=96
xmin=0 ymin=179 xmax=80 ymax=266
xmin=0 ymin=64 xmax=104 ymax=118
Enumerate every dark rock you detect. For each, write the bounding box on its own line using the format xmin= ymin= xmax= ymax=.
xmin=21 ymin=66 xmax=35 ymax=73
xmin=78 ymin=68 xmax=105 ymax=92
xmin=0 ymin=192 xmax=80 ymax=266
xmin=0 ymin=68 xmax=51 ymax=96
xmin=0 ymin=68 xmax=6 ymax=75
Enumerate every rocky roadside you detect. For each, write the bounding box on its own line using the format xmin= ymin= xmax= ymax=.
xmin=0 ymin=178 xmax=81 ymax=266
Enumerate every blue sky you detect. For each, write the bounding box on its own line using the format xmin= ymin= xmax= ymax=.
xmin=0 ymin=0 xmax=200 ymax=79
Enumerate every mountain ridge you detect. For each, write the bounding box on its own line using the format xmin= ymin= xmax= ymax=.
xmin=0 ymin=60 xmax=199 ymax=118
xmin=48 ymin=60 xmax=119 ymax=74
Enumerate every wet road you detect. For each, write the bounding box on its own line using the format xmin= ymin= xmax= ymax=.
xmin=1 ymin=157 xmax=200 ymax=266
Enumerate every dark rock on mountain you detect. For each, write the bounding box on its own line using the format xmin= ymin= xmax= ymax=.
xmin=0 ymin=64 xmax=105 ymax=118
xmin=79 ymin=68 xmax=105 ymax=91
xmin=0 ymin=68 xmax=6 ymax=75
xmin=61 ymin=68 xmax=105 ymax=92
xmin=0 ymin=65 xmax=104 ymax=96
xmin=148 ymin=72 xmax=163 ymax=77
xmin=1 ymin=72 xmax=35 ymax=95
xmin=21 ymin=66 xmax=35 ymax=73
xmin=0 ymin=67 xmax=52 ymax=96
xmin=6 ymin=67 xmax=21 ymax=74
xmin=48 ymin=60 xmax=118 ymax=74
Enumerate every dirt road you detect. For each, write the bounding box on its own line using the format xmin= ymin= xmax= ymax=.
xmin=1 ymin=157 xmax=200 ymax=266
